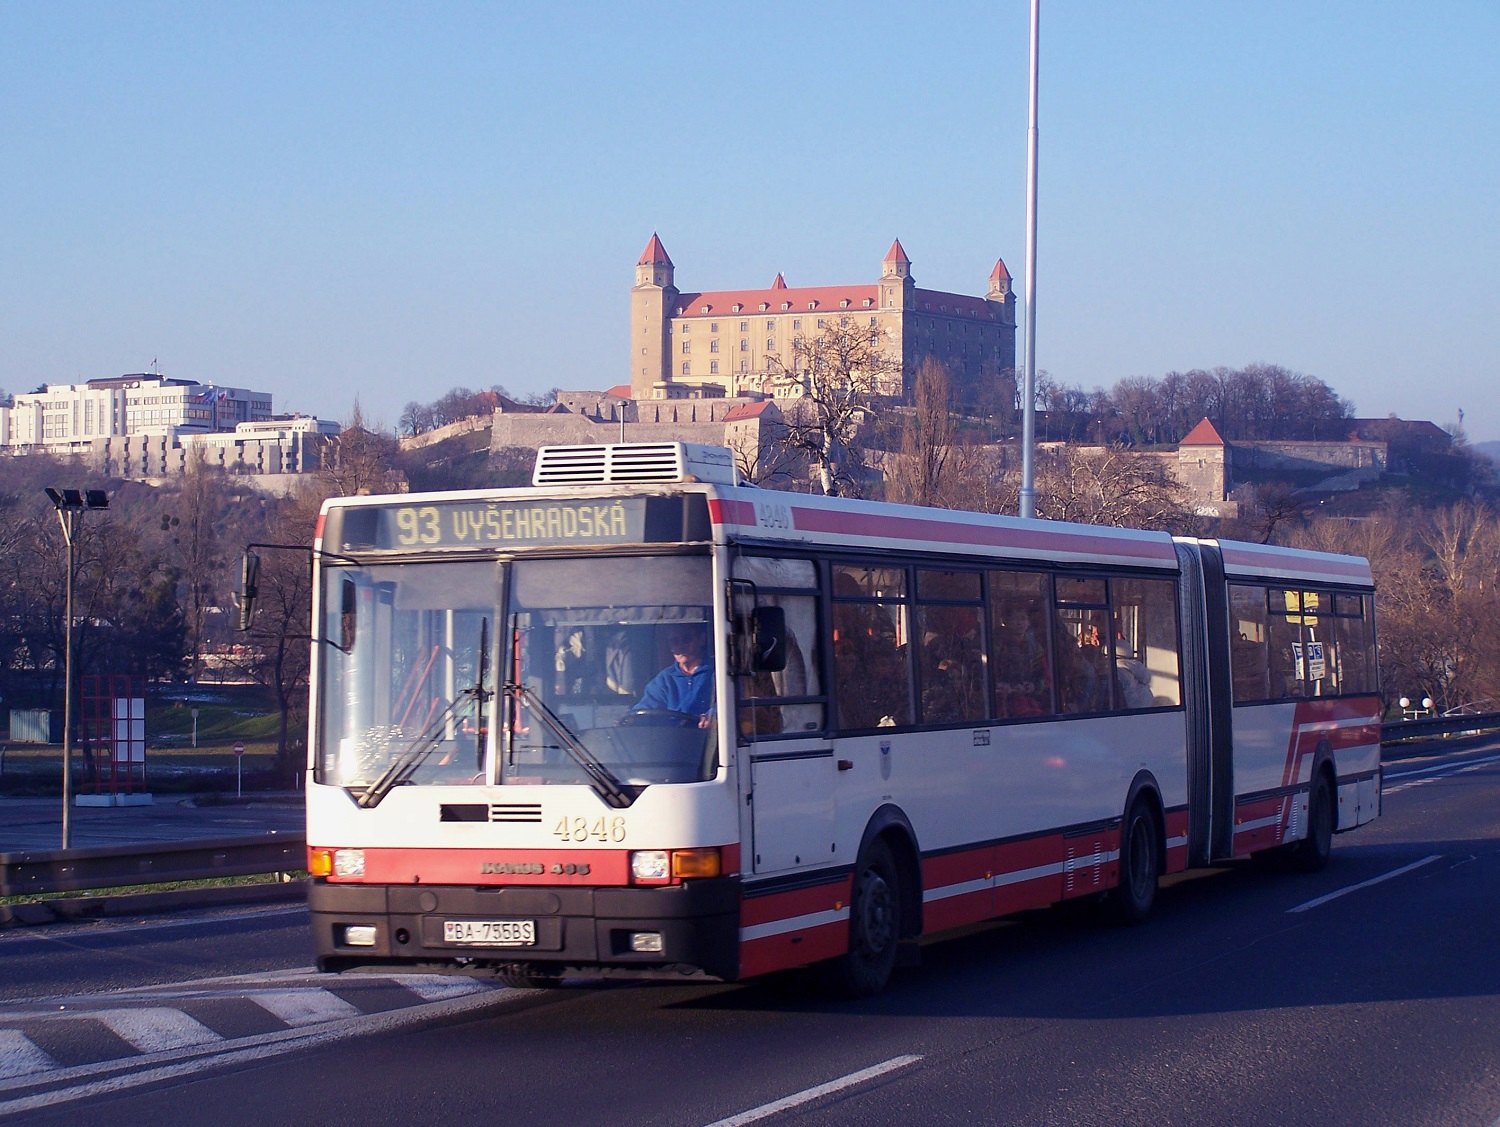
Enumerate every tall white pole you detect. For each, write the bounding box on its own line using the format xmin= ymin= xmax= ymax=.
xmin=1018 ymin=0 xmax=1041 ymax=520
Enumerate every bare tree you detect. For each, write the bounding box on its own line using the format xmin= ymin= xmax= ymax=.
xmin=765 ymin=319 xmax=900 ymax=496
xmin=322 ymin=400 xmax=405 ymax=496
xmin=885 ymin=359 xmax=961 ymax=508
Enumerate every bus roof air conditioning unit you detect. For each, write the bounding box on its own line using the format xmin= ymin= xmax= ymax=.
xmin=532 ymin=443 xmax=740 ymax=487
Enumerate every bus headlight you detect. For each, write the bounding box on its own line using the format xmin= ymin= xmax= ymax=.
xmin=333 ymin=849 xmax=366 ymax=878
xmin=630 ymin=850 xmax=670 ymax=883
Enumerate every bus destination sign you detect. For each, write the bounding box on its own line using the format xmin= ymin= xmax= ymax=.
xmin=336 ymin=498 xmax=646 ymax=552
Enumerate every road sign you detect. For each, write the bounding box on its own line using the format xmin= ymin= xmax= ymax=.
xmin=233 ymin=742 xmax=246 ymax=757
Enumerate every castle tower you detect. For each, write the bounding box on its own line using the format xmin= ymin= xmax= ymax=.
xmin=631 ymin=234 xmax=678 ymax=400
xmin=986 ymin=258 xmax=1016 ymax=326
xmin=1177 ymin=416 xmax=1229 ymax=504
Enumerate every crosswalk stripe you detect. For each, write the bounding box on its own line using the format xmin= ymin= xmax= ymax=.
xmin=96 ymin=1008 xmax=224 ymax=1053
xmin=0 ymin=1031 xmax=57 ymax=1080
xmin=386 ymin=975 xmax=489 ymax=1001
xmin=248 ymin=989 xmax=363 ymax=1027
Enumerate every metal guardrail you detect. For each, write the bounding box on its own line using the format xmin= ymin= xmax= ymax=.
xmin=0 ymin=833 xmax=305 ymax=898
xmin=1381 ymin=711 xmax=1500 ymax=743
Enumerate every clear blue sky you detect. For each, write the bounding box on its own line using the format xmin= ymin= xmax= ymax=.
xmin=3 ymin=2 xmax=1497 ymax=439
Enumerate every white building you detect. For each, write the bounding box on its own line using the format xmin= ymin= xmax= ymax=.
xmin=0 ymin=375 xmax=273 ymax=454
xmin=0 ymin=374 xmax=340 ymax=489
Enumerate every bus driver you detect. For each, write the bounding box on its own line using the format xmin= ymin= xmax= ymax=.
xmin=634 ymin=624 xmax=716 ymax=727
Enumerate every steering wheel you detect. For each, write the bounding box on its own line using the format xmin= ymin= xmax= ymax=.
xmin=617 ymin=708 xmax=698 ymax=728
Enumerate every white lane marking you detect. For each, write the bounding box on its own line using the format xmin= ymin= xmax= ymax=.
xmin=96 ymin=1007 xmax=223 ymax=1052
xmin=0 ymin=987 xmax=512 ymax=1113
xmin=386 ymin=974 xmax=486 ymax=1001
xmin=248 ymin=989 xmax=362 ymax=1027
xmin=1385 ymin=751 xmax=1500 ymax=784
xmin=1286 ymin=855 xmax=1443 ymax=914
xmin=701 ymin=1055 xmax=923 ymax=1127
xmin=0 ymin=1032 xmax=56 ymax=1080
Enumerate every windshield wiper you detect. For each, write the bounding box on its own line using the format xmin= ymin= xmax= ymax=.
xmin=504 ymin=682 xmax=639 ymax=809
xmin=357 ymin=620 xmax=491 ymax=809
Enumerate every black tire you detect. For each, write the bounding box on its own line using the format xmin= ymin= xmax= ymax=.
xmin=1291 ymin=771 xmax=1335 ymax=872
xmin=1108 ymin=799 xmax=1160 ymax=925
xmin=823 ymin=839 xmax=902 ymax=998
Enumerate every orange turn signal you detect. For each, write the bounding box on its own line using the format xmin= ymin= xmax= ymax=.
xmin=308 ymin=847 xmax=333 ymax=877
xmin=671 ymin=848 xmax=722 ymax=880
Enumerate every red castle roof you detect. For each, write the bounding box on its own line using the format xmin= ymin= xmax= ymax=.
xmin=990 ymin=258 xmax=1011 ymax=283
xmin=771 ymin=273 xmax=787 ymax=290
xmin=884 ymin=238 xmax=910 ymax=264
xmin=637 ymin=234 xmax=673 ymax=267
xmin=1180 ymin=417 xmax=1226 ymax=446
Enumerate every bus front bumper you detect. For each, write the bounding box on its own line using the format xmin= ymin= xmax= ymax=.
xmin=310 ymin=877 xmax=741 ymax=981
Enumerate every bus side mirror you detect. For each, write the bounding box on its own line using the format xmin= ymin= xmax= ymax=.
xmin=750 ymin=606 xmax=787 ymax=673
xmin=235 ymin=552 xmax=260 ymax=632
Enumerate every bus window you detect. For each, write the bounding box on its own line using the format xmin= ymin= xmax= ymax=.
xmin=1110 ymin=577 xmax=1180 ymax=708
xmin=1267 ymin=589 xmax=1309 ymax=698
xmin=1334 ymin=593 xmax=1371 ymax=694
xmin=733 ymin=556 xmax=824 ymax=738
xmin=1300 ymin=591 xmax=1337 ymax=696
xmin=1229 ymin=584 xmax=1271 ymax=703
xmin=505 ymin=555 xmax=717 ymax=786
xmin=1054 ymin=577 xmax=1111 ymax=714
xmin=988 ymin=571 xmax=1054 ymax=719
xmin=916 ymin=570 xmax=985 ymax=725
xmin=832 ymin=564 xmax=912 ymax=730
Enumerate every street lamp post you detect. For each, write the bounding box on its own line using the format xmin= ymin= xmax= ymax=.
xmin=45 ymin=487 xmax=109 ymax=850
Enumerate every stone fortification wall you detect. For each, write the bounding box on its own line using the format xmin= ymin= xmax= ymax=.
xmin=489 ymin=397 xmax=774 ymax=452
xmin=399 ymin=414 xmax=493 ymax=452
xmin=1231 ymin=440 xmax=1386 ymax=475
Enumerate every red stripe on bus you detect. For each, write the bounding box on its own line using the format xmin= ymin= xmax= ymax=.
xmin=787 ymin=505 xmax=1176 ymax=562
xmin=708 ymin=498 xmax=758 ymax=526
xmin=1218 ymin=542 xmax=1371 ymax=581
xmin=739 ymin=919 xmax=848 ymax=979
xmin=1281 ymin=696 xmax=1382 ymax=788
xmin=741 ymin=877 xmax=852 ymax=927
xmin=326 ymin=847 xmax=632 ymax=886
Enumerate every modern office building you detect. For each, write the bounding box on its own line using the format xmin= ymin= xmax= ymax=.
xmin=0 ymin=375 xmax=273 ymax=454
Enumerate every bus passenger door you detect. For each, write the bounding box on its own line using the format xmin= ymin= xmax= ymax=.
xmin=749 ymin=744 xmax=837 ymax=873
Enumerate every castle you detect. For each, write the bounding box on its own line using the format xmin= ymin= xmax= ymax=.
xmin=629 ymin=235 xmax=1017 ymax=406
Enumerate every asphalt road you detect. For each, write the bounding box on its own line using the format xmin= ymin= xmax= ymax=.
xmin=3 ymin=740 xmax=1498 ymax=1126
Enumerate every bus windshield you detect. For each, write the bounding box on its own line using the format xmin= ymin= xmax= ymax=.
xmin=315 ymin=554 xmax=716 ymax=793
xmin=318 ymin=560 xmax=499 ymax=790
xmin=503 ymin=555 xmax=716 ymax=787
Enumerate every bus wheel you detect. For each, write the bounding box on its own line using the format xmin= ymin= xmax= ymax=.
xmin=824 ymin=839 xmax=901 ymax=997
xmin=1108 ymin=799 xmax=1160 ymax=926
xmin=1291 ymin=771 xmax=1335 ymax=872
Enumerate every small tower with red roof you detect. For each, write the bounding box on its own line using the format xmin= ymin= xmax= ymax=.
xmin=631 ymin=234 xmax=680 ymax=401
xmin=1177 ymin=417 xmax=1229 ymax=505
xmin=986 ymin=259 xmax=1017 ymax=331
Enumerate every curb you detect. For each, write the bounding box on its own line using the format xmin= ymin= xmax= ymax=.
xmin=0 ymin=880 xmax=306 ymax=929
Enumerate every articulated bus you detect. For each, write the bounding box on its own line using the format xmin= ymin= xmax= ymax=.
xmin=293 ymin=441 xmax=1381 ymax=995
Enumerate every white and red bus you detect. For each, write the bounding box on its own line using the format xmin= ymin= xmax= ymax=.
xmin=291 ymin=442 xmax=1381 ymax=995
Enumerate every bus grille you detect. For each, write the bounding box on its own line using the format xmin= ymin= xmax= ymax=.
xmin=489 ymin=803 xmax=543 ymax=824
